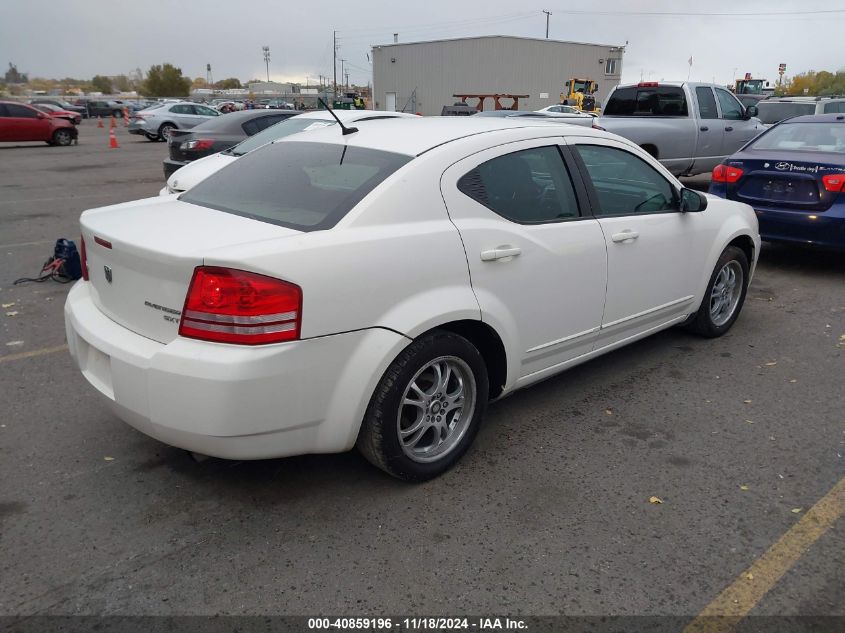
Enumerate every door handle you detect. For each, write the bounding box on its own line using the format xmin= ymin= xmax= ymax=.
xmin=611 ymin=230 xmax=639 ymax=243
xmin=700 ymin=126 xmax=709 ymax=131
xmin=480 ymin=246 xmax=522 ymax=261
xmin=725 ymin=126 xmax=734 ymax=132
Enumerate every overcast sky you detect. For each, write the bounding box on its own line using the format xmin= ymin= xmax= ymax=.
xmin=3 ymin=0 xmax=844 ymax=88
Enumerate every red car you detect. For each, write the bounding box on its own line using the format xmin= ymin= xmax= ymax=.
xmin=0 ymin=101 xmax=78 ymax=146
xmin=31 ymin=103 xmax=83 ymax=125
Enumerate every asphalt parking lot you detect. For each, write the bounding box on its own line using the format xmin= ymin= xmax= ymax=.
xmin=1 ymin=123 xmax=843 ymax=625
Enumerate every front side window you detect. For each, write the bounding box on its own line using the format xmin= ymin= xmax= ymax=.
xmin=180 ymin=141 xmax=412 ymax=231
xmin=715 ymin=89 xmax=744 ymax=120
xmin=457 ymin=146 xmax=580 ymax=224
xmin=574 ymin=145 xmax=676 ymax=215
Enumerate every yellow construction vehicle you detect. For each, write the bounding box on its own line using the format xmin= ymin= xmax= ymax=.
xmin=560 ymin=78 xmax=600 ymax=113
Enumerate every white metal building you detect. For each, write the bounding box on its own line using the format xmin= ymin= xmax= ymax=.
xmin=371 ymin=35 xmax=624 ymax=116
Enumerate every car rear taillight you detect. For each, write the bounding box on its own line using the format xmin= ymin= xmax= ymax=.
xmin=637 ymin=82 xmax=659 ymax=88
xmin=80 ymin=235 xmax=89 ymax=281
xmin=822 ymin=174 xmax=845 ymax=192
xmin=179 ymin=267 xmax=301 ymax=345
xmin=712 ymin=164 xmax=744 ymax=184
xmin=181 ymin=139 xmax=215 ymax=151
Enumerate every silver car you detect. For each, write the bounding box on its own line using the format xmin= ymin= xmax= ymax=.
xmin=128 ymin=102 xmax=221 ymax=141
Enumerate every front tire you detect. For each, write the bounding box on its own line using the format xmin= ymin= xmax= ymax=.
xmin=52 ymin=129 xmax=73 ymax=146
xmin=357 ymin=331 xmax=489 ymax=481
xmin=685 ymin=246 xmax=749 ymax=337
xmin=158 ymin=123 xmax=175 ymax=141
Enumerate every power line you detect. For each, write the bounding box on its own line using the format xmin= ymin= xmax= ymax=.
xmin=545 ymin=7 xmax=845 ymax=16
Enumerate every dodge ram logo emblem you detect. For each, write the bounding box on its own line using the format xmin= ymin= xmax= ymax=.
xmin=104 ymin=265 xmax=113 ymax=284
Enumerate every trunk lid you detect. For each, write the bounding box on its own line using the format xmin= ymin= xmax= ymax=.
xmin=727 ymin=153 xmax=845 ymax=212
xmin=81 ymin=197 xmax=301 ymax=344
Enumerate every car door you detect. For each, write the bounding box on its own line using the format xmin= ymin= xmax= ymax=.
xmin=4 ymin=103 xmax=50 ymax=141
xmin=691 ymin=86 xmax=723 ymax=173
xmin=441 ymin=139 xmax=608 ymax=382
xmin=569 ymin=138 xmax=703 ymax=348
xmin=194 ymin=104 xmax=221 ymax=122
xmin=170 ymin=104 xmax=200 ymax=129
xmin=715 ymin=88 xmax=761 ymax=155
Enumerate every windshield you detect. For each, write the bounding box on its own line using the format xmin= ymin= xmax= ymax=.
xmin=226 ymin=117 xmax=335 ymax=156
xmin=750 ymin=122 xmax=845 ymax=153
xmin=737 ymin=80 xmax=764 ymax=95
xmin=180 ymin=141 xmax=413 ymax=231
xmin=755 ymin=102 xmax=815 ymax=124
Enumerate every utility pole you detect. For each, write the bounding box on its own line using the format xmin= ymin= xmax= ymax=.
xmin=262 ymin=46 xmax=270 ymax=82
xmin=542 ymin=10 xmax=551 ymax=38
xmin=333 ymin=30 xmax=338 ymax=97
xmin=345 ymin=71 xmax=349 ymax=89
xmin=340 ymin=59 xmax=346 ymax=92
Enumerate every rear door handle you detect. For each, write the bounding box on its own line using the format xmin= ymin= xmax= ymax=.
xmin=700 ymin=126 xmax=709 ymax=131
xmin=611 ymin=230 xmax=639 ymax=243
xmin=725 ymin=126 xmax=734 ymax=132
xmin=480 ymin=246 xmax=522 ymax=261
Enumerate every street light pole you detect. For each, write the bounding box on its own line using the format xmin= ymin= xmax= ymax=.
xmin=542 ymin=10 xmax=551 ymax=38
xmin=262 ymin=46 xmax=271 ymax=82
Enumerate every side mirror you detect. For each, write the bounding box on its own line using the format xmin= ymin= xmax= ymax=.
xmin=745 ymin=105 xmax=758 ymax=118
xmin=680 ymin=188 xmax=707 ymax=213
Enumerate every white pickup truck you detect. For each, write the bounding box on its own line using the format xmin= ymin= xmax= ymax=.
xmin=597 ymin=81 xmax=764 ymax=176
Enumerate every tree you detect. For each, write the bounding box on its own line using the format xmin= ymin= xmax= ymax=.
xmin=785 ymin=69 xmax=845 ymax=96
xmin=141 ymin=63 xmax=191 ymax=97
xmin=113 ymin=74 xmax=131 ymax=92
xmin=91 ymin=74 xmax=112 ymax=93
xmin=192 ymin=76 xmax=207 ymax=89
xmin=215 ymin=77 xmax=241 ymax=90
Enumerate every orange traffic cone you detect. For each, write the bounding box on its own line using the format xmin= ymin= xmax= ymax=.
xmin=123 ymin=107 xmax=129 ymax=127
xmin=110 ymin=115 xmax=116 ymax=129
xmin=109 ymin=127 xmax=119 ymax=149
xmin=97 ymin=116 xmax=104 ymax=128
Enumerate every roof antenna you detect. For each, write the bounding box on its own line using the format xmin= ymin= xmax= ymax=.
xmin=318 ymin=97 xmax=358 ymax=135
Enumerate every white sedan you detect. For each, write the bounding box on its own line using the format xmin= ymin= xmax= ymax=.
xmin=160 ymin=110 xmax=418 ymax=195
xmin=65 ymin=117 xmax=760 ymax=481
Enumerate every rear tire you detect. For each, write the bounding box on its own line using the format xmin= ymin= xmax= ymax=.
xmin=357 ymin=331 xmax=488 ymax=482
xmin=685 ymin=246 xmax=749 ymax=338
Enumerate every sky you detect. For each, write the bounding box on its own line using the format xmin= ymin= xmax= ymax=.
xmin=2 ymin=0 xmax=844 ymax=88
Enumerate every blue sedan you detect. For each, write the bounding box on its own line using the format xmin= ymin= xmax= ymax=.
xmin=708 ymin=113 xmax=845 ymax=250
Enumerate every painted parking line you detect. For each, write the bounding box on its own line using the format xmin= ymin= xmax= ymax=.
xmin=0 ymin=344 xmax=68 ymax=364
xmin=683 ymin=475 xmax=845 ymax=633
xmin=0 ymin=239 xmax=54 ymax=249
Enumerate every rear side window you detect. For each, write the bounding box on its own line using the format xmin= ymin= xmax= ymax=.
xmin=696 ymin=87 xmax=719 ymax=119
xmin=241 ymin=115 xmax=286 ymax=136
xmin=604 ymin=86 xmax=688 ymax=116
xmin=755 ymin=102 xmax=815 ymax=124
xmin=458 ymin=146 xmax=580 ymax=224
xmin=180 ymin=141 xmax=412 ymax=231
xmin=171 ymin=104 xmax=192 ymax=114
xmin=574 ymin=145 xmax=676 ymax=215
xmin=195 ymin=105 xmax=219 ymax=116
xmin=823 ymin=102 xmax=845 ymax=114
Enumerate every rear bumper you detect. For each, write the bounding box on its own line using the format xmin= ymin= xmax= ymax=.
xmin=163 ymin=159 xmax=188 ymax=179
xmin=64 ymin=281 xmax=409 ymax=459
xmin=128 ymin=121 xmax=152 ymax=135
xmin=709 ymin=186 xmax=845 ymax=250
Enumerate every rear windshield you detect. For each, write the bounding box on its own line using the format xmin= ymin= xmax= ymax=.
xmin=226 ymin=117 xmax=334 ymax=156
xmin=180 ymin=141 xmax=412 ymax=231
xmin=603 ymin=86 xmax=689 ymax=116
xmin=750 ymin=122 xmax=845 ymax=153
xmin=755 ymin=102 xmax=815 ymax=124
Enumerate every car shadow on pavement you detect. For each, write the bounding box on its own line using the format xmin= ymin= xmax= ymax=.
xmin=758 ymin=242 xmax=845 ymax=276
